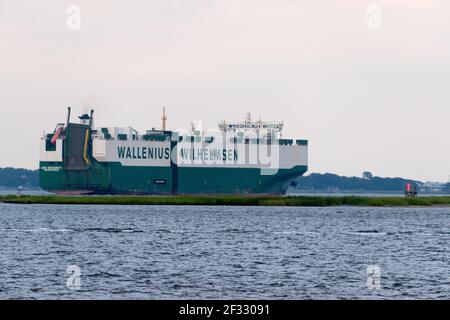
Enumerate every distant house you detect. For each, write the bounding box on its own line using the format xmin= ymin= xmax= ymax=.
xmin=418 ymin=182 xmax=446 ymax=193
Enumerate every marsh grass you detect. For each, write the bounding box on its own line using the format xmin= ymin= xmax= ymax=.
xmin=1 ymin=195 xmax=450 ymax=207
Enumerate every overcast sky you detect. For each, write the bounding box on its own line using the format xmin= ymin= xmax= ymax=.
xmin=1 ymin=0 xmax=449 ymax=181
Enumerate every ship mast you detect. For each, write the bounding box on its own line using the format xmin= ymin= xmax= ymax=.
xmin=161 ymin=107 xmax=167 ymax=131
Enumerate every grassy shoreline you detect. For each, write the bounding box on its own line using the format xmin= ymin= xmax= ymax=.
xmin=1 ymin=195 xmax=450 ymax=207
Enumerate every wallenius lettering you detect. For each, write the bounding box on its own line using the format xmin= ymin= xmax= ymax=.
xmin=117 ymin=146 xmax=170 ymax=160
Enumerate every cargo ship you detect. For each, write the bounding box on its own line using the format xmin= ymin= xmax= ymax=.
xmin=39 ymin=108 xmax=308 ymax=195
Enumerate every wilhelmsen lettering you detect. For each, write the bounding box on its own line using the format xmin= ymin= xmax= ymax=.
xmin=117 ymin=146 xmax=170 ymax=160
xmin=180 ymin=148 xmax=238 ymax=161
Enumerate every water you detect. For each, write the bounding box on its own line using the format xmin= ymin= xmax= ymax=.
xmin=0 ymin=204 xmax=449 ymax=299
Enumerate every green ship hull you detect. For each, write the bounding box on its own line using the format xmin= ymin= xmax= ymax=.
xmin=39 ymin=161 xmax=307 ymax=195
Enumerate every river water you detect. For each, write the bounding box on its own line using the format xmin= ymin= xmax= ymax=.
xmin=0 ymin=203 xmax=449 ymax=299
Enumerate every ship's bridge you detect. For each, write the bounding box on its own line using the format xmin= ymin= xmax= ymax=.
xmin=218 ymin=113 xmax=284 ymax=141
